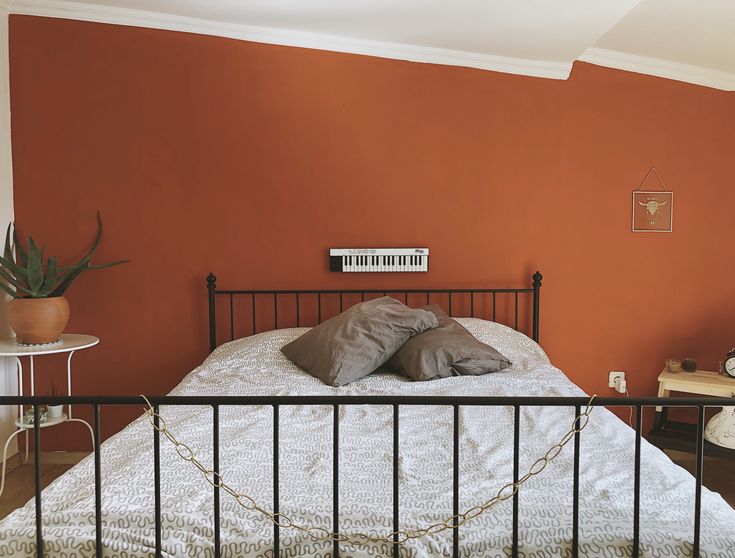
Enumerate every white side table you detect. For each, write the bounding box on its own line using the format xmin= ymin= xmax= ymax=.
xmin=0 ymin=334 xmax=99 ymax=496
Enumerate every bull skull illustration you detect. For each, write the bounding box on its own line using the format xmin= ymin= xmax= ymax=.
xmin=639 ymin=198 xmax=667 ymax=224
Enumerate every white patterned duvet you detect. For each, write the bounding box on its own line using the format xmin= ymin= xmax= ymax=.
xmin=1 ymin=320 xmax=733 ymax=557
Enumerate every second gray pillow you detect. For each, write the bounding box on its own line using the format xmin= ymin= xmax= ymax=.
xmin=384 ymin=304 xmax=512 ymax=380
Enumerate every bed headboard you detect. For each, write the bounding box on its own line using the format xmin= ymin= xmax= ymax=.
xmin=206 ymin=271 xmax=542 ymax=352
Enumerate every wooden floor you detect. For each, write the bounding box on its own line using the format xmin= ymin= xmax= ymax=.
xmin=1 ymin=461 xmax=74 ymax=520
xmin=0 ymin=451 xmax=733 ymax=522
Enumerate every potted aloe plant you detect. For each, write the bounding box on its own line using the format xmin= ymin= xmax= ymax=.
xmin=0 ymin=213 xmax=128 ymax=344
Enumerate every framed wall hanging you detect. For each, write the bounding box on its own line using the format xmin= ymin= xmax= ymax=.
xmin=632 ymin=167 xmax=673 ymax=233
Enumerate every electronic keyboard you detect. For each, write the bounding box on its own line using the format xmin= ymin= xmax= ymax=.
xmin=329 ymin=248 xmax=429 ymax=272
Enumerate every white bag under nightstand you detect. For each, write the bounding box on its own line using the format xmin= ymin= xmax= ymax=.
xmin=704 ymin=406 xmax=735 ymax=449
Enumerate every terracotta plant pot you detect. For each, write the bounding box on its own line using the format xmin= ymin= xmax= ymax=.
xmin=8 ymin=296 xmax=70 ymax=344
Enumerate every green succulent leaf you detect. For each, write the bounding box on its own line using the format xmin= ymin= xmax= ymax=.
xmin=42 ymin=257 xmax=58 ymax=296
xmin=4 ymin=224 xmax=13 ymax=262
xmin=49 ymin=261 xmax=90 ymax=297
xmin=27 ymin=237 xmax=44 ymax=292
xmin=0 ymin=254 xmax=28 ymax=279
xmin=0 ymin=280 xmax=17 ymax=298
xmin=0 ymin=268 xmax=34 ymax=296
xmin=13 ymin=230 xmax=28 ymax=268
xmin=87 ymin=259 xmax=130 ymax=270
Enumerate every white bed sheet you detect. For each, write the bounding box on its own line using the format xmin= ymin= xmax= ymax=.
xmin=1 ymin=319 xmax=733 ymax=557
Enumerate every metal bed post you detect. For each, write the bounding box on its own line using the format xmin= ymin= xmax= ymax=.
xmin=392 ymin=404 xmax=399 ymax=558
xmin=452 ymin=405 xmax=460 ymax=558
xmin=572 ymin=405 xmax=581 ymax=558
xmin=207 ymin=274 xmax=217 ymax=353
xmin=512 ymin=405 xmax=520 ymax=557
xmin=693 ymin=405 xmax=705 ymax=557
xmin=273 ymin=404 xmax=280 ymax=556
xmin=213 ymin=405 xmax=221 ymax=558
xmin=153 ymin=405 xmax=162 ymax=557
xmin=532 ymin=272 xmax=542 ymax=343
xmin=633 ymin=405 xmax=642 ymax=557
xmin=333 ymin=404 xmax=340 ymax=557
xmin=34 ymin=404 xmax=43 ymax=558
xmin=94 ymin=404 xmax=103 ymax=557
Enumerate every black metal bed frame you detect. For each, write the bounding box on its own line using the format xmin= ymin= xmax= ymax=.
xmin=1 ymin=271 xmax=730 ymax=558
xmin=206 ymin=271 xmax=544 ymax=351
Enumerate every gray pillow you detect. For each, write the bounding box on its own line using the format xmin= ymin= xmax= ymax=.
xmin=281 ymin=297 xmax=438 ymax=386
xmin=384 ymin=304 xmax=511 ymax=381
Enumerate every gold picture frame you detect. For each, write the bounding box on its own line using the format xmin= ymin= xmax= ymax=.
xmin=632 ymin=190 xmax=673 ymax=233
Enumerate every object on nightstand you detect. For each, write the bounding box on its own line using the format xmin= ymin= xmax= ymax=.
xmin=22 ymin=407 xmax=47 ymax=425
xmin=47 ymin=381 xmax=64 ymax=419
xmin=705 ymin=407 xmax=735 ymax=449
xmin=681 ymin=358 xmax=697 ymax=372
xmin=666 ymin=359 xmax=682 ymax=372
xmin=723 ymin=348 xmax=735 ymax=378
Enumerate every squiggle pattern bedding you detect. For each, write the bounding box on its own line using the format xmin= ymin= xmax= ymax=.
xmin=1 ymin=320 xmax=733 ymax=557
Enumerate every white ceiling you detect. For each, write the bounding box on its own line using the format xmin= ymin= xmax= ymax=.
xmin=4 ymin=0 xmax=735 ymax=90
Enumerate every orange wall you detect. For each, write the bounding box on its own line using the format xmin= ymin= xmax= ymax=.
xmin=8 ymin=16 xmax=735 ymax=449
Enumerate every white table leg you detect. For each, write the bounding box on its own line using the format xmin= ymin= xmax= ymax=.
xmin=67 ymin=418 xmax=95 ymax=450
xmin=67 ymin=351 xmax=75 ymax=420
xmin=66 ymin=349 xmax=95 ymax=449
xmin=0 ymin=428 xmax=25 ymax=497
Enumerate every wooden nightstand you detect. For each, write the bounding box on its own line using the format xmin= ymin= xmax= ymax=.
xmin=648 ymin=368 xmax=735 ymax=459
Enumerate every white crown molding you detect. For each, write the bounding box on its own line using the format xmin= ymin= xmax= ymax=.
xmin=579 ymin=47 xmax=735 ymax=92
xmin=0 ymin=1 xmax=11 ymax=12
xmin=5 ymin=0 xmax=571 ymax=80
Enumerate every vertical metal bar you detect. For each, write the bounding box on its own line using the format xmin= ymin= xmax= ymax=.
xmin=207 ymin=274 xmax=217 ymax=352
xmin=492 ymin=292 xmax=497 ymax=321
xmin=512 ymin=405 xmax=520 ymax=557
xmin=339 ymin=293 xmax=344 ymax=312
xmin=154 ymin=405 xmax=162 ymax=558
xmin=333 ymin=404 xmax=340 ymax=558
xmin=449 ymin=293 xmax=453 ymax=317
xmin=94 ymin=404 xmax=102 ymax=557
xmin=274 ymin=293 xmax=278 ymax=330
xmin=532 ymin=272 xmax=542 ymax=343
xmin=318 ymin=293 xmax=322 ymax=324
xmin=274 ymin=405 xmax=280 ymax=557
xmin=572 ymin=405 xmax=581 ymax=558
xmin=361 ymin=292 xmax=365 ymax=302
xmin=693 ymin=405 xmax=705 ymax=557
xmin=296 ymin=293 xmax=300 ymax=327
xmin=426 ymin=292 xmax=430 ymax=305
xmin=392 ymin=404 xmax=399 ymax=558
xmin=213 ymin=405 xmax=221 ymax=558
xmin=252 ymin=294 xmax=257 ymax=335
xmin=404 ymin=292 xmax=408 ymax=305
xmin=34 ymin=404 xmax=43 ymax=558
xmin=470 ymin=292 xmax=475 ymax=318
xmin=514 ymin=292 xmax=519 ymax=330
xmin=453 ymin=404 xmax=459 ymax=558
xmin=633 ymin=405 xmax=642 ymax=558
xmin=229 ymin=294 xmax=234 ymax=341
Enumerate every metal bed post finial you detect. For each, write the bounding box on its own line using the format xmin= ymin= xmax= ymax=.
xmin=532 ymin=271 xmax=542 ymax=343
xmin=207 ymin=274 xmax=217 ymax=353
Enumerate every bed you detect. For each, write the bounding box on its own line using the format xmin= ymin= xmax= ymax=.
xmin=1 ymin=316 xmax=733 ymax=557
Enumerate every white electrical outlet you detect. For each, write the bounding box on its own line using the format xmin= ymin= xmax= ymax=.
xmin=608 ymin=371 xmax=626 ymax=388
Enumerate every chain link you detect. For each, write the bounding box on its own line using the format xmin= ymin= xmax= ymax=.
xmin=141 ymin=395 xmax=596 ymax=546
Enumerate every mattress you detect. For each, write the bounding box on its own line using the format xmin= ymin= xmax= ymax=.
xmin=1 ymin=319 xmax=733 ymax=557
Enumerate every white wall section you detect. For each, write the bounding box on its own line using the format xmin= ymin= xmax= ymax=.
xmin=0 ymin=3 xmax=16 ymax=463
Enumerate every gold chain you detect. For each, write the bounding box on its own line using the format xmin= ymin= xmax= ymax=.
xmin=141 ymin=395 xmax=596 ymax=546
